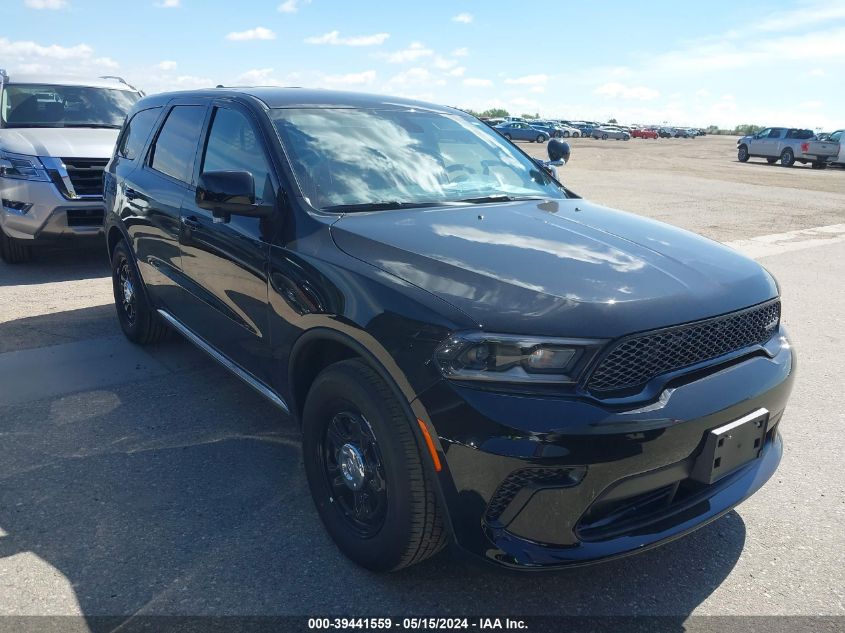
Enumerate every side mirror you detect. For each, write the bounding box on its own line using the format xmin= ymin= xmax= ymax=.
xmin=196 ymin=170 xmax=271 ymax=219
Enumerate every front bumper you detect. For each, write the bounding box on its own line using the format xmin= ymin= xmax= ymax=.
xmin=0 ymin=176 xmax=104 ymax=242
xmin=416 ymin=329 xmax=795 ymax=569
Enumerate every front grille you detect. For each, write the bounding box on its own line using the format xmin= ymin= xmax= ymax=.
xmin=486 ymin=468 xmax=576 ymax=522
xmin=62 ymin=157 xmax=108 ymax=197
xmin=587 ymin=299 xmax=781 ymax=396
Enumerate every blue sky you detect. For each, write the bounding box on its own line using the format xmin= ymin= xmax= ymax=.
xmin=2 ymin=0 xmax=843 ymax=129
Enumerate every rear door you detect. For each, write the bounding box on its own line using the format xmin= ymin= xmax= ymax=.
xmin=177 ymin=100 xmax=279 ymax=383
xmin=124 ymin=100 xmax=208 ymax=309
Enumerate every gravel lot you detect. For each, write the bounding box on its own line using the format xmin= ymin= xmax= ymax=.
xmin=0 ymin=135 xmax=843 ymax=627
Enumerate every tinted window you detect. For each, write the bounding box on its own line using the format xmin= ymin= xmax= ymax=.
xmin=831 ymin=131 xmax=842 ymax=142
xmin=0 ymin=84 xmax=139 ymax=128
xmin=201 ymin=107 xmax=274 ymax=204
xmin=150 ymin=105 xmax=206 ymax=183
xmin=767 ymin=129 xmax=783 ymax=138
xmin=117 ymin=107 xmax=161 ymax=160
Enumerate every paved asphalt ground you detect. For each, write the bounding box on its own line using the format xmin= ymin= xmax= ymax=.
xmin=0 ymin=136 xmax=843 ymax=625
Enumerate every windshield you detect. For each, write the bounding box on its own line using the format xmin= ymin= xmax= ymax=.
xmin=1 ymin=84 xmax=140 ymax=128
xmin=271 ymin=108 xmax=566 ymax=211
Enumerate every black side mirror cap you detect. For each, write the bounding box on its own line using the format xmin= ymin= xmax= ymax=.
xmin=196 ymin=170 xmax=272 ymax=218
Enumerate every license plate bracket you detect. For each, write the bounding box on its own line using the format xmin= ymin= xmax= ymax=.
xmin=690 ymin=408 xmax=769 ymax=485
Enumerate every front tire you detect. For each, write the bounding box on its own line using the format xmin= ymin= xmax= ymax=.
xmin=111 ymin=240 xmax=169 ymax=345
xmin=737 ymin=144 xmax=750 ymax=162
xmin=780 ymin=148 xmax=795 ymax=167
xmin=601 ymin=133 xmax=608 ymax=140
xmin=0 ymin=226 xmax=33 ymax=264
xmin=536 ymin=134 xmax=546 ymax=143
xmin=302 ymin=359 xmax=447 ymax=571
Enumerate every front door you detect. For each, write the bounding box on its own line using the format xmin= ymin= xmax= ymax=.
xmin=178 ymin=102 xmax=279 ymax=385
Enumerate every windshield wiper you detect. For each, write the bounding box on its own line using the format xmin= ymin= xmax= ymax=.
xmin=321 ymin=201 xmax=448 ymax=213
xmin=455 ymin=195 xmax=544 ymax=204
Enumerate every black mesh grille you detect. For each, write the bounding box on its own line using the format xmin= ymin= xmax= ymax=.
xmin=587 ymin=299 xmax=781 ymax=395
xmin=62 ymin=158 xmax=108 ymax=197
xmin=486 ymin=468 xmax=575 ymax=522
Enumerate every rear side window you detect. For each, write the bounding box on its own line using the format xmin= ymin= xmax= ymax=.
xmin=767 ymin=129 xmax=783 ymax=138
xmin=117 ymin=107 xmax=161 ymax=160
xmin=149 ymin=105 xmax=206 ymax=183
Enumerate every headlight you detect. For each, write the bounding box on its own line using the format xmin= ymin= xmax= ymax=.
xmin=0 ymin=152 xmax=50 ymax=182
xmin=434 ymin=332 xmax=605 ymax=384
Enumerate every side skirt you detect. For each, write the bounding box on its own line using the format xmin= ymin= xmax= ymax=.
xmin=156 ymin=309 xmax=290 ymax=414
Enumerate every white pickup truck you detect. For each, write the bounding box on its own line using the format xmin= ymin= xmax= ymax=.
xmin=736 ymin=127 xmax=839 ymax=169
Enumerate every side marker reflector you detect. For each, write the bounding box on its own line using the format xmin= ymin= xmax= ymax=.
xmin=417 ymin=419 xmax=442 ymax=472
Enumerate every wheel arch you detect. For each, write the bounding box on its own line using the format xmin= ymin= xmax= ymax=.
xmin=288 ymin=326 xmax=456 ymax=536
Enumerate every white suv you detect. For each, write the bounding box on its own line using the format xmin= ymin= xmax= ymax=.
xmin=0 ymin=71 xmax=141 ymax=263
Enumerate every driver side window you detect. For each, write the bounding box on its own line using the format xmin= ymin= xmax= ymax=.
xmin=201 ymin=107 xmax=274 ymax=204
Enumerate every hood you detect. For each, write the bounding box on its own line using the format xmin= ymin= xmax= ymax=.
xmin=331 ymin=199 xmax=778 ymax=338
xmin=0 ymin=127 xmax=119 ymax=158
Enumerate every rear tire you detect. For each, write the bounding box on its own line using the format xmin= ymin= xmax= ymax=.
xmin=562 ymin=131 xmax=570 ymax=138
xmin=503 ymin=133 xmax=512 ymax=141
xmin=780 ymin=148 xmax=795 ymax=167
xmin=737 ymin=144 xmax=750 ymax=162
xmin=111 ymin=240 xmax=169 ymax=345
xmin=601 ymin=133 xmax=608 ymax=140
xmin=302 ymin=359 xmax=447 ymax=571
xmin=0 ymin=226 xmax=33 ymax=264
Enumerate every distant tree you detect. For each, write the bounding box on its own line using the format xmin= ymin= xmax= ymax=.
xmin=521 ymin=112 xmax=540 ymax=120
xmin=480 ymin=108 xmax=509 ymax=118
xmin=608 ymin=117 xmax=618 ymax=124
xmin=733 ymin=124 xmax=764 ymax=136
xmin=459 ymin=107 xmax=482 ymax=117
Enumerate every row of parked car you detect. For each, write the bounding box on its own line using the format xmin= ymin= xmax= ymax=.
xmin=482 ymin=116 xmax=707 ymax=143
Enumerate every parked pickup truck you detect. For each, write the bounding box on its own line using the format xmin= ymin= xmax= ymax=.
xmin=736 ymin=127 xmax=839 ymax=168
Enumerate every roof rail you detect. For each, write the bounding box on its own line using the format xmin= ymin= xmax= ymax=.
xmin=99 ymin=75 xmax=143 ymax=95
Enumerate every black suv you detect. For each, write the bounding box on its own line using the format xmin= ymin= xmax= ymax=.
xmin=104 ymin=88 xmax=795 ymax=571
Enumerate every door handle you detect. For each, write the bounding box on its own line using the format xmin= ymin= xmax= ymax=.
xmin=182 ymin=215 xmax=202 ymax=229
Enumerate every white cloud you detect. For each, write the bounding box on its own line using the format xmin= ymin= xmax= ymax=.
xmin=226 ymin=27 xmax=276 ymax=41
xmin=810 ymin=68 xmax=825 ymax=76
xmin=156 ymin=60 xmax=178 ymax=71
xmin=386 ymin=42 xmax=433 ymax=63
xmin=320 ymin=70 xmax=378 ymax=87
xmin=305 ymin=30 xmax=390 ymax=46
xmin=24 ymin=0 xmax=67 ymax=8
xmin=755 ymin=2 xmax=845 ymax=32
xmin=236 ymin=68 xmax=278 ymax=84
xmin=448 ymin=66 xmax=466 ymax=77
xmin=452 ymin=47 xmax=469 ymax=57
xmin=432 ymin=55 xmax=458 ymax=70
xmin=0 ymin=38 xmax=93 ymax=60
xmin=278 ymin=0 xmax=309 ymax=12
xmin=390 ymin=67 xmax=444 ymax=86
xmin=595 ymin=82 xmax=660 ymax=100
xmin=463 ymin=78 xmax=493 ymax=87
xmin=95 ymin=57 xmax=119 ymax=69
xmin=530 ymin=85 xmax=545 ymax=93
xmin=504 ymin=74 xmax=548 ymax=86
xmin=452 ymin=12 xmax=473 ymax=24
xmin=155 ymin=0 xmax=180 ymax=6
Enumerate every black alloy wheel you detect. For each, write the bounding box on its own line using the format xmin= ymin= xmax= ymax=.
xmin=111 ymin=241 xmax=169 ymax=344
xmin=302 ymin=359 xmax=446 ymax=571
